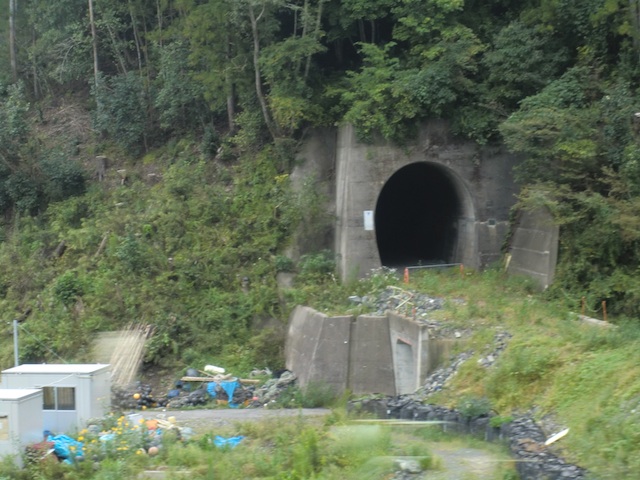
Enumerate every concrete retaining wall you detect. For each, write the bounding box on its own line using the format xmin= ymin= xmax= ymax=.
xmin=285 ymin=306 xmax=352 ymax=393
xmin=286 ymin=306 xmax=438 ymax=395
xmin=507 ymin=208 xmax=559 ymax=289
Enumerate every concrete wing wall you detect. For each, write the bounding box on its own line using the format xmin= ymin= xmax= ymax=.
xmin=286 ymin=307 xmax=458 ymax=397
xmin=507 ymin=208 xmax=559 ymax=289
xmin=387 ymin=313 xmax=429 ymax=394
xmin=348 ymin=315 xmax=396 ymax=395
xmin=285 ymin=306 xmax=352 ymax=392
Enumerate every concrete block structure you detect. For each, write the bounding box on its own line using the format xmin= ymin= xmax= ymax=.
xmin=506 ymin=208 xmax=559 ymax=289
xmin=285 ymin=306 xmax=441 ymax=396
xmin=286 ymin=306 xmax=351 ymax=392
xmin=0 ymin=389 xmax=43 ymax=467
xmin=1 ymin=364 xmax=111 ymax=434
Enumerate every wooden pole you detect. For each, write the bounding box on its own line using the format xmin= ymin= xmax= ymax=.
xmin=602 ymin=301 xmax=607 ymax=322
xmin=88 ymin=0 xmax=99 ymax=88
xmin=9 ymin=0 xmax=17 ymax=82
xmin=581 ymin=297 xmax=585 ymax=316
xmin=403 ymin=268 xmax=409 ymax=284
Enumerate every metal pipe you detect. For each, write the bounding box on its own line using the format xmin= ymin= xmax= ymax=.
xmin=13 ymin=319 xmax=19 ymax=367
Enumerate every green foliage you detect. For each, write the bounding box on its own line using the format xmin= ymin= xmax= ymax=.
xmin=339 ymin=42 xmax=421 ymax=142
xmin=114 ymin=233 xmax=147 ymax=273
xmin=274 ymin=381 xmax=340 ymax=409
xmin=155 ymin=42 xmax=209 ymax=133
xmin=489 ymin=415 xmax=514 ymax=428
xmin=297 ymin=249 xmax=336 ymax=281
xmin=482 ymin=21 xmax=569 ymax=110
xmin=54 ymin=271 xmax=84 ymax=306
xmin=93 ymin=73 xmax=148 ymax=154
xmin=40 ymin=152 xmax=87 ymax=202
xmin=457 ymin=395 xmax=493 ymax=419
xmin=275 ymin=255 xmax=295 ymax=273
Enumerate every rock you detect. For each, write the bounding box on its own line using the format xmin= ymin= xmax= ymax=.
xmin=394 ymin=458 xmax=422 ymax=474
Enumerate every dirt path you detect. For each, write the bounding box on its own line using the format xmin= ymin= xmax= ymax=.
xmin=427 ymin=445 xmax=511 ymax=480
xmin=140 ymin=407 xmax=332 ymax=431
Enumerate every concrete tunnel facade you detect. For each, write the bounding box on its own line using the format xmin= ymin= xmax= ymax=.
xmin=333 ymin=123 xmax=519 ymax=279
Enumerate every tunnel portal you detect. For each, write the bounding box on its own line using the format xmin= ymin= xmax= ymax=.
xmin=375 ymin=162 xmax=462 ymax=268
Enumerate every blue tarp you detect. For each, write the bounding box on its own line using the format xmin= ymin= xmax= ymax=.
xmin=213 ymin=435 xmax=244 ymax=449
xmin=221 ymin=380 xmax=240 ymax=408
xmin=206 ymin=382 xmax=217 ymax=398
xmin=46 ymin=434 xmax=84 ymax=464
xmin=207 ymin=379 xmax=240 ymax=407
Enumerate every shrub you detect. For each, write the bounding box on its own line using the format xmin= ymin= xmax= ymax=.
xmin=40 ymin=153 xmax=87 ymax=202
xmin=457 ymin=395 xmax=493 ymax=419
xmin=298 ymin=250 xmax=336 ymax=280
xmin=54 ymin=271 xmax=84 ymax=306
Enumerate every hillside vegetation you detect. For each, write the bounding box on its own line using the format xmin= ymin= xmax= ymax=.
xmin=2 ymin=1 xmax=640 ymax=478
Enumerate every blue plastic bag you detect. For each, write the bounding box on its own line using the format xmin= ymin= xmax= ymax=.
xmin=213 ymin=435 xmax=244 ymax=449
xmin=206 ymin=382 xmax=217 ymax=398
xmin=47 ymin=434 xmax=84 ymax=462
xmin=220 ymin=380 xmax=239 ymax=407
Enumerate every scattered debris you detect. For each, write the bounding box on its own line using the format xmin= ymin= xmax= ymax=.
xmin=112 ymin=367 xmax=300 ymax=412
xmin=545 ymin=428 xmax=570 ymax=446
xmin=354 ymin=286 xmax=446 ymax=321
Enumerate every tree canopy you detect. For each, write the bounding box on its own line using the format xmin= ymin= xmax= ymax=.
xmin=4 ymin=0 xmax=640 ymax=314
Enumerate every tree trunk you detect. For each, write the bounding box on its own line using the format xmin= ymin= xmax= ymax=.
xmin=32 ymin=28 xmax=39 ymax=97
xmin=9 ymin=0 xmax=17 ymax=82
xmin=358 ymin=19 xmax=366 ymax=43
xmin=88 ymin=0 xmax=99 ymax=88
xmin=128 ymin=0 xmax=144 ymax=75
xmin=296 ymin=0 xmax=309 ymax=74
xmin=304 ymin=0 xmax=324 ymax=80
xmin=248 ymin=4 xmax=279 ymax=140
xmin=156 ymin=0 xmax=163 ymax=47
xmin=225 ymin=33 xmax=236 ymax=133
xmin=631 ymin=0 xmax=640 ymax=57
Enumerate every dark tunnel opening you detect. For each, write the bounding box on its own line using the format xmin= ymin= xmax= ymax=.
xmin=375 ymin=162 xmax=462 ymax=268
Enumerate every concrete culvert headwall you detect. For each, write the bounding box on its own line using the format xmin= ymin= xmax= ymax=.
xmin=375 ymin=162 xmax=464 ymax=267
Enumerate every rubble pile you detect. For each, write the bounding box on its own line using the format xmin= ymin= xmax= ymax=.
xmin=351 ymin=286 xmax=445 ymax=323
xmin=112 ymin=368 xmax=300 ymax=412
xmin=166 ymin=388 xmax=210 ymax=408
xmin=112 ymin=382 xmax=157 ymax=410
xmin=477 ymin=330 xmax=512 ymax=368
xmin=415 ymin=351 xmax=473 ymax=397
xmin=250 ymin=370 xmax=297 ymax=406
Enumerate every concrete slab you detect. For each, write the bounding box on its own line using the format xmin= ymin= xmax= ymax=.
xmin=285 ymin=306 xmax=352 ymax=392
xmin=348 ymin=315 xmax=395 ymax=395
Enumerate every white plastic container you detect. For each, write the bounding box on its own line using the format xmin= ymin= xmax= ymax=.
xmin=204 ymin=365 xmax=225 ymax=374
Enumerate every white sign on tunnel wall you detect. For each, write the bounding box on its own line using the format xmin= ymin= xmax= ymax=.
xmin=364 ymin=210 xmax=374 ymax=230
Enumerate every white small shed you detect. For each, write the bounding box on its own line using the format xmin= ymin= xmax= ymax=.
xmin=1 ymin=364 xmax=111 ymax=434
xmin=0 ymin=389 xmax=43 ymax=467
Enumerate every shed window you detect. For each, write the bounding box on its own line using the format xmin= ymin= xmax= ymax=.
xmin=42 ymin=387 xmax=76 ymax=411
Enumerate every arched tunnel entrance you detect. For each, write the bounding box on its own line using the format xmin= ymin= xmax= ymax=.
xmin=375 ymin=162 xmax=466 ymax=268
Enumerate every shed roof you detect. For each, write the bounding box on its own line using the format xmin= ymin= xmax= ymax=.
xmin=0 ymin=389 xmax=42 ymax=400
xmin=2 ymin=364 xmax=110 ymax=375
